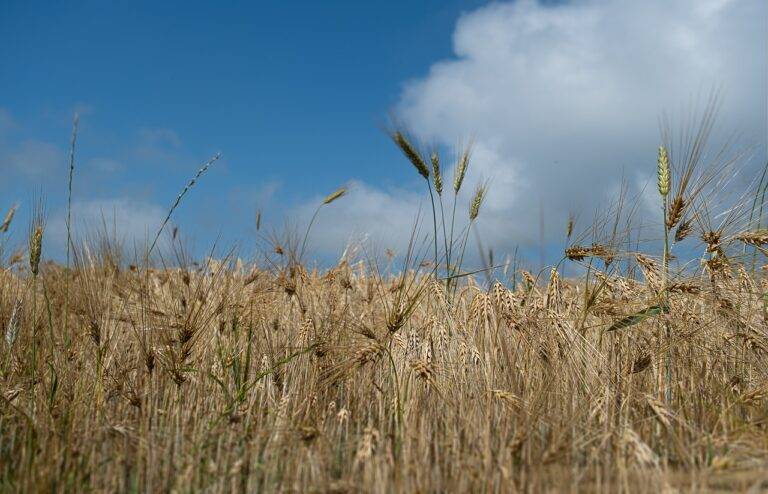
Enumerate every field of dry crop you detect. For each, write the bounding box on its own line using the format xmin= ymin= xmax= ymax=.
xmin=2 ymin=116 xmax=768 ymax=492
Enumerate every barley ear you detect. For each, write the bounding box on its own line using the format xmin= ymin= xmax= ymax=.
xmin=0 ymin=204 xmax=16 ymax=233
xmin=469 ymin=183 xmax=487 ymax=221
xmin=657 ymin=145 xmax=670 ymax=197
xmin=431 ymin=152 xmax=442 ymax=195
xmin=392 ymin=131 xmax=429 ymax=180
xmin=29 ymin=226 xmax=43 ymax=276
xmin=735 ymin=230 xmax=768 ymax=246
xmin=323 ymin=187 xmax=347 ymax=205
xmin=666 ymin=196 xmax=685 ymax=229
xmin=674 ymin=220 xmax=692 ymax=242
xmin=454 ymin=148 xmax=470 ymax=193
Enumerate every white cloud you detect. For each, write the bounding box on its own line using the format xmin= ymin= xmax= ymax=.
xmin=88 ymin=157 xmax=123 ymax=173
xmin=303 ymin=0 xmax=765 ymax=258
xmin=48 ymin=198 xmax=165 ymax=255
xmin=292 ymin=180 xmax=428 ymax=259
xmin=393 ymin=0 xmax=765 ymax=249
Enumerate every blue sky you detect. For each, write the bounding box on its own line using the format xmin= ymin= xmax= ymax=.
xmin=1 ymin=0 xmax=492 ymax=254
xmin=1 ymin=0 xmax=765 ymax=265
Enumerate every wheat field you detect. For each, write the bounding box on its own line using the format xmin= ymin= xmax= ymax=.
xmin=2 ymin=123 xmax=768 ymax=493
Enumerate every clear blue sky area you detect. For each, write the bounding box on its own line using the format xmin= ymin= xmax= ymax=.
xmin=1 ymin=0 xmax=492 ymax=192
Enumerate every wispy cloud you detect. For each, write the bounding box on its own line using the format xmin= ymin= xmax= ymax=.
xmin=138 ymin=128 xmax=182 ymax=148
xmin=6 ymin=139 xmax=64 ymax=179
xmin=87 ymin=157 xmax=124 ymax=174
xmin=132 ymin=127 xmax=187 ymax=167
xmin=0 ymin=108 xmax=16 ymax=134
xmin=47 ymin=197 xmax=165 ymax=254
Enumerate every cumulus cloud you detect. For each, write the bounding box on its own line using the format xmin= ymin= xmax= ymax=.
xmin=395 ymin=0 xmax=766 ymax=247
xmin=305 ymin=0 xmax=766 ymax=259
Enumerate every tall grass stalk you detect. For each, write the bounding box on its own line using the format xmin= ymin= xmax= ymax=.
xmin=446 ymin=146 xmax=470 ymax=292
xmin=148 ymin=153 xmax=221 ymax=257
xmin=431 ymin=151 xmax=449 ymax=277
xmin=391 ymin=131 xmax=439 ymax=268
xmin=66 ymin=113 xmax=79 ymax=270
xmin=63 ymin=113 xmax=79 ymax=351
xmin=657 ymin=143 xmax=677 ymax=466
xmin=657 ymin=145 xmax=672 ymax=408
xmin=299 ymin=186 xmax=347 ymax=260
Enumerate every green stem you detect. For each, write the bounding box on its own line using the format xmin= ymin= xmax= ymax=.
xmin=453 ymin=221 xmax=474 ymax=297
xmin=427 ymin=182 xmax=438 ymax=270
xmin=64 ymin=115 xmax=79 ymax=361
xmin=447 ymin=193 xmax=459 ymax=292
xmin=438 ymin=194 xmax=449 ymax=280
xmin=299 ymin=205 xmax=323 ymax=261
xmin=30 ymin=277 xmax=38 ymax=385
xmin=656 ymin=195 xmax=673 ymax=462
xmin=661 ymin=197 xmax=672 ymax=406
xmin=66 ymin=115 xmax=78 ymax=271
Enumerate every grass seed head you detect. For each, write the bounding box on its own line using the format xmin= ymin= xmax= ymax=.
xmin=1 ymin=204 xmax=16 ymax=233
xmin=469 ymin=183 xmax=487 ymax=221
xmin=454 ymin=148 xmax=470 ymax=193
xmin=735 ymin=230 xmax=768 ymax=246
xmin=657 ymin=145 xmax=670 ymax=197
xmin=674 ymin=220 xmax=693 ymax=242
xmin=430 ymin=151 xmax=442 ymax=195
xmin=566 ymin=212 xmax=574 ymax=239
xmin=323 ymin=186 xmax=347 ymax=205
xmin=29 ymin=226 xmax=43 ymax=276
xmin=666 ymin=196 xmax=685 ymax=228
xmin=392 ymin=131 xmax=429 ymax=180
xmin=702 ymin=230 xmax=722 ymax=253
xmin=565 ymin=246 xmax=590 ymax=261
